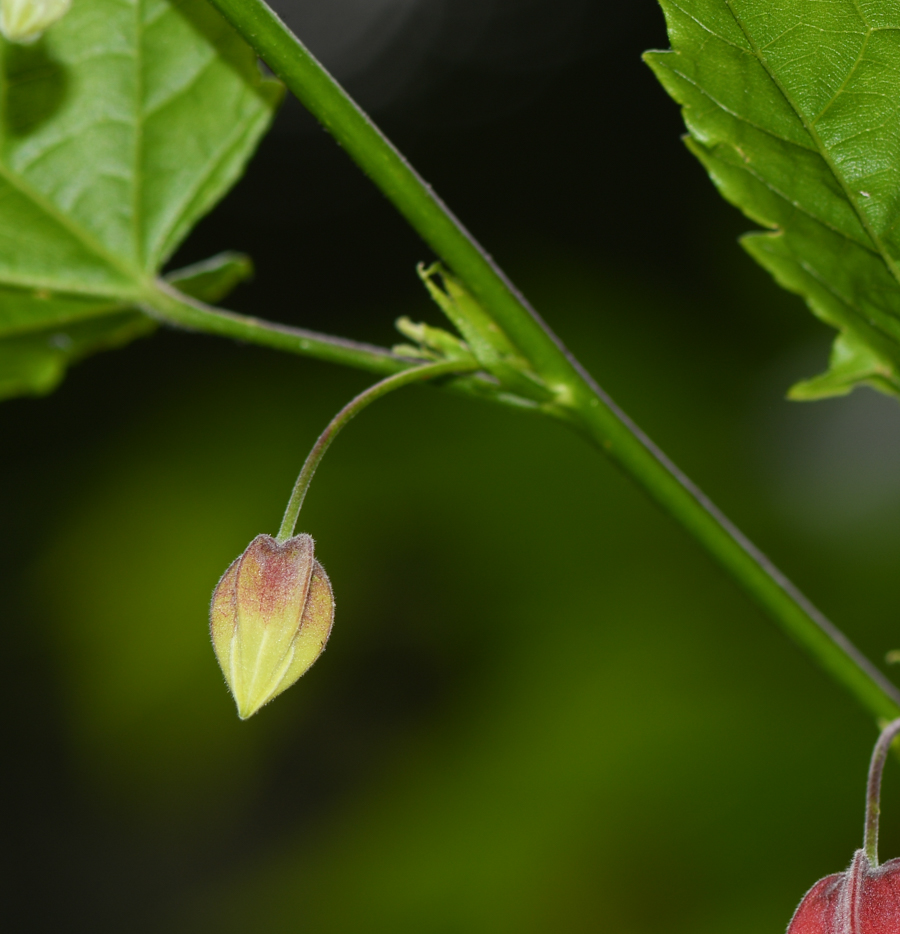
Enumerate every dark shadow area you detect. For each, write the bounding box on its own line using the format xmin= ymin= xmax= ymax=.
xmin=3 ymin=40 xmax=68 ymax=137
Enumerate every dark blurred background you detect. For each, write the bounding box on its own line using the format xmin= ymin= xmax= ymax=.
xmin=5 ymin=0 xmax=900 ymax=930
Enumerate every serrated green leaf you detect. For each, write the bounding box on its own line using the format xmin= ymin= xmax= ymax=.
xmin=788 ymin=333 xmax=896 ymax=401
xmin=646 ymin=0 xmax=900 ymax=400
xmin=0 ymin=0 xmax=281 ymax=401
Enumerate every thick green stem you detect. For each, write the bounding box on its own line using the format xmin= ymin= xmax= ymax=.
xmin=864 ymin=718 xmax=900 ymax=866
xmin=198 ymin=0 xmax=900 ymax=722
xmin=276 ymin=359 xmax=479 ymax=542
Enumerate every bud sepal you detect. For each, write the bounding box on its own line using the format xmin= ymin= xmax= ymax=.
xmin=210 ymin=533 xmax=334 ymax=719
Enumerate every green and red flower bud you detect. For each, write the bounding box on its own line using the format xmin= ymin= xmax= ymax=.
xmin=210 ymin=534 xmax=334 ymax=719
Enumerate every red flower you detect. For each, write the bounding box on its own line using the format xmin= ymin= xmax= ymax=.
xmin=787 ymin=719 xmax=900 ymax=933
xmin=788 ymin=850 xmax=900 ymax=932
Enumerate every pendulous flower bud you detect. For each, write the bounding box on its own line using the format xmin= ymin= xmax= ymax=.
xmin=787 ymin=718 xmax=900 ymax=932
xmin=0 ymin=0 xmax=71 ymax=43
xmin=210 ymin=533 xmax=334 ymax=719
xmin=787 ymin=849 xmax=900 ymax=933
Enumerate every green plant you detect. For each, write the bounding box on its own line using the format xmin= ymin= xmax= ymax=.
xmin=6 ymin=0 xmax=900 ymax=927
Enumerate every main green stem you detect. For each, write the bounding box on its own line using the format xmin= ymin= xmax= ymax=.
xmin=276 ymin=360 xmax=478 ymax=542
xmin=196 ymin=0 xmax=900 ymax=722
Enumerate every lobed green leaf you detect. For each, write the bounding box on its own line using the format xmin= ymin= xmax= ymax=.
xmin=646 ymin=0 xmax=900 ymax=399
xmin=0 ymin=0 xmax=281 ymax=401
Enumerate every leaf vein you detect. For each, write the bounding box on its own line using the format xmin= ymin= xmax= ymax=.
xmin=811 ymin=28 xmax=872 ymax=126
xmin=149 ymin=99 xmax=264 ymax=264
xmin=665 ymin=64 xmax=817 ymax=152
xmin=0 ymin=159 xmax=142 ymax=287
xmin=142 ymin=53 xmax=218 ymax=120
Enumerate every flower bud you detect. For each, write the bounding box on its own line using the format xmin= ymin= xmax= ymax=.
xmin=210 ymin=534 xmax=334 ymax=719
xmin=0 ymin=0 xmax=71 ymax=44
xmin=787 ymin=849 xmax=900 ymax=932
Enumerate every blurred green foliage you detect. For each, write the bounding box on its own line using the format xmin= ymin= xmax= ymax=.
xmin=5 ymin=1 xmax=900 ymax=931
xmin=6 ymin=254 xmax=900 ymax=931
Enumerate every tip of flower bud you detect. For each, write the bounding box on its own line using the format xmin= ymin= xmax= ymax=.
xmin=210 ymin=534 xmax=334 ymax=719
xmin=0 ymin=0 xmax=72 ymax=43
